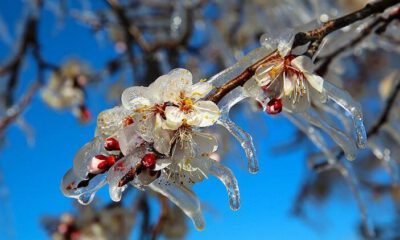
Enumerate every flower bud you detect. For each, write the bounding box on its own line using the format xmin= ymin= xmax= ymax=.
xmin=104 ymin=137 xmax=120 ymax=151
xmin=265 ymin=98 xmax=282 ymax=115
xmin=88 ymin=155 xmax=116 ymax=174
xmin=141 ymin=153 xmax=157 ymax=168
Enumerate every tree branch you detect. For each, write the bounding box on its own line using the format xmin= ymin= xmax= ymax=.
xmin=206 ymin=0 xmax=400 ymax=104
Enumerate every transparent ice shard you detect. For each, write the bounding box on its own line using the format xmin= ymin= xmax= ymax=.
xmin=284 ymin=113 xmax=337 ymax=168
xmin=300 ymin=109 xmax=357 ymax=160
xmin=217 ymin=88 xmax=259 ymax=173
xmin=149 ymin=174 xmax=205 ymax=230
xmin=324 ymin=81 xmax=367 ymax=149
xmin=208 ymin=158 xmax=240 ymax=210
xmin=313 ymin=99 xmax=352 ymax=134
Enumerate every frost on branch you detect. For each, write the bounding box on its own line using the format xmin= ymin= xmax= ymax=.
xmin=62 ymin=68 xmax=240 ymax=230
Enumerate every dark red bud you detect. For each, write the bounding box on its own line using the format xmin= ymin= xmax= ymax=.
xmin=80 ymin=105 xmax=91 ymax=122
xmin=265 ymin=98 xmax=282 ymax=115
xmin=104 ymin=137 xmax=120 ymax=151
xmin=141 ymin=153 xmax=157 ymax=168
xmin=123 ymin=116 xmax=134 ymax=126
xmin=97 ymin=155 xmax=116 ymax=170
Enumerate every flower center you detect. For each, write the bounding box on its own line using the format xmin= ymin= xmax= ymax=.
xmin=180 ymin=97 xmax=194 ymax=113
xmin=154 ymin=103 xmax=168 ymax=119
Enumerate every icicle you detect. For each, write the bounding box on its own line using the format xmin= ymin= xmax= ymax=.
xmin=149 ymin=174 xmax=205 ymax=230
xmin=368 ymin=129 xmax=400 ymax=185
xmin=208 ymin=158 xmax=240 ymax=210
xmin=335 ymin=160 xmax=376 ymax=238
xmin=217 ymin=88 xmax=259 ymax=173
xmin=300 ymin=109 xmax=357 ymax=160
xmin=313 ymin=99 xmax=353 ymax=134
xmin=324 ymin=81 xmax=367 ymax=149
xmin=284 ymin=113 xmax=337 ymax=169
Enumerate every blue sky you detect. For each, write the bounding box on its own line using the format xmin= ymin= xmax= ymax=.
xmin=0 ymin=1 xmax=366 ymax=239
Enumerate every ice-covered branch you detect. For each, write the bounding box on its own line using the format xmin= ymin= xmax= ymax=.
xmin=293 ymin=0 xmax=400 ymax=57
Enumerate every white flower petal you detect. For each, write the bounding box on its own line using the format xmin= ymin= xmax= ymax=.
xmin=132 ymin=111 xmax=155 ymax=141
xmin=278 ymin=41 xmax=291 ymax=56
xmin=163 ymin=106 xmax=185 ymax=130
xmin=283 ymin=73 xmax=294 ymax=96
xmin=121 ymin=86 xmax=151 ymax=110
xmin=154 ymin=158 xmax=173 ymax=170
xmin=95 ymin=106 xmax=130 ymax=138
xmin=190 ymin=101 xmax=220 ymax=127
xmin=305 ymin=73 xmax=324 ymax=93
xmin=189 ymin=82 xmax=213 ymax=100
xmin=192 ymin=131 xmax=218 ymax=154
xmin=153 ymin=114 xmax=173 ymax=155
xmin=291 ymin=56 xmax=315 ymax=73
xmin=163 ymin=68 xmax=193 ymax=102
xmin=148 ymin=75 xmax=172 ymax=102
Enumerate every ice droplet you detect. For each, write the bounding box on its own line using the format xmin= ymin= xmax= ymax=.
xmin=77 ymin=192 xmax=95 ymax=205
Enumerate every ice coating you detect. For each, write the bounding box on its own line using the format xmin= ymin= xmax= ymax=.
xmin=96 ymin=106 xmax=131 ymax=138
xmin=149 ymin=174 xmax=205 ymax=230
xmin=300 ymin=109 xmax=357 ymax=160
xmin=72 ymin=136 xmax=106 ymax=179
xmin=284 ymin=113 xmax=337 ymax=168
xmin=324 ymin=80 xmax=367 ymax=149
xmin=107 ymin=154 xmax=141 ymax=202
xmin=217 ymin=87 xmax=259 ymax=173
xmin=313 ymin=99 xmax=353 ymax=134
xmin=208 ymin=158 xmax=240 ymax=210
xmin=207 ymin=46 xmax=271 ymax=87
xmin=61 ymin=169 xmax=107 ymax=205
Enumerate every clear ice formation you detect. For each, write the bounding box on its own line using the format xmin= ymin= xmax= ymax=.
xmin=217 ymin=87 xmax=259 ymax=173
xmin=149 ymin=174 xmax=205 ymax=230
xmin=208 ymin=158 xmax=240 ymax=210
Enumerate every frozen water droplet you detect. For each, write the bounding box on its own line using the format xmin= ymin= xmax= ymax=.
xmin=78 ymin=192 xmax=94 ymax=205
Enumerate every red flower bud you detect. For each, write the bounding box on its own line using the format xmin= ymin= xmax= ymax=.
xmin=141 ymin=153 xmax=157 ymax=168
xmin=265 ymin=98 xmax=282 ymax=115
xmin=104 ymin=137 xmax=120 ymax=151
xmin=88 ymin=155 xmax=116 ymax=174
xmin=123 ymin=116 xmax=134 ymax=126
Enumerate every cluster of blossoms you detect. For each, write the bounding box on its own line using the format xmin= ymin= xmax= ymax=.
xmin=62 ymin=35 xmax=369 ymax=230
xmin=241 ymin=39 xmax=367 ymax=163
xmin=41 ymin=60 xmax=92 ymax=123
xmin=43 ymin=204 xmax=134 ymax=240
xmin=62 ymin=69 xmax=239 ymax=230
